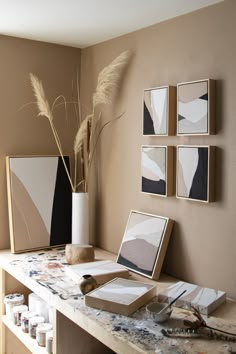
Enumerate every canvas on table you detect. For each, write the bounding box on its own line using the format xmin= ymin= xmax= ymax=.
xmin=117 ymin=211 xmax=173 ymax=280
xmin=143 ymin=86 xmax=176 ymax=136
xmin=141 ymin=145 xmax=174 ymax=197
xmin=6 ymin=156 xmax=72 ymax=253
xmin=176 ymin=145 xmax=215 ymax=203
xmin=177 ymin=79 xmax=215 ymax=135
xmin=85 ymin=277 xmax=156 ymax=316
xmin=157 ymin=281 xmax=226 ymax=315
xmin=65 ymin=260 xmax=129 ymax=285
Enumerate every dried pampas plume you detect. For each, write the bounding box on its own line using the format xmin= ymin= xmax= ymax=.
xmin=30 ymin=73 xmax=52 ymax=121
xmin=92 ymin=50 xmax=131 ymax=108
xmin=29 ymin=49 xmax=131 ymax=192
xmin=29 ymin=72 xmax=74 ymax=191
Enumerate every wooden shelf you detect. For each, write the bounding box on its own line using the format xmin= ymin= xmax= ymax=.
xmin=2 ymin=315 xmax=47 ymax=354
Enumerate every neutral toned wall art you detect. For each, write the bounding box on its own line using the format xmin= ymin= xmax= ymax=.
xmin=85 ymin=277 xmax=156 ymax=316
xmin=177 ymin=79 xmax=215 ymax=135
xmin=6 ymin=156 xmax=72 ymax=253
xmin=117 ymin=211 xmax=174 ymax=279
xmin=143 ymin=86 xmax=176 ymax=136
xmin=141 ymin=145 xmax=174 ymax=197
xmin=176 ymin=145 xmax=215 ymax=202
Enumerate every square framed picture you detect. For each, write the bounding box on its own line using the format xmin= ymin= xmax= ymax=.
xmin=177 ymin=79 xmax=215 ymax=135
xmin=85 ymin=278 xmax=156 ymax=316
xmin=117 ymin=211 xmax=173 ymax=280
xmin=6 ymin=155 xmax=72 ymax=253
xmin=176 ymin=145 xmax=215 ymax=202
xmin=141 ymin=145 xmax=174 ymax=197
xmin=143 ymin=86 xmax=176 ymax=136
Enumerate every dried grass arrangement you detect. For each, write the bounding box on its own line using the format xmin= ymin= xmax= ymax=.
xmin=30 ymin=50 xmax=131 ymax=193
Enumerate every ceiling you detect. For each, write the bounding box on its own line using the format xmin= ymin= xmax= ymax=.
xmin=0 ymin=0 xmax=223 ymax=48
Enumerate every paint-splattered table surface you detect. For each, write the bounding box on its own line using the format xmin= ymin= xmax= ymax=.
xmin=0 ymin=247 xmax=236 ymax=354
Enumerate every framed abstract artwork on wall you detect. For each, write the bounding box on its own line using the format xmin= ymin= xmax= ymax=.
xmin=143 ymin=85 xmax=176 ymax=136
xmin=176 ymin=145 xmax=215 ymax=202
xmin=141 ymin=145 xmax=174 ymax=197
xmin=117 ymin=210 xmax=174 ymax=280
xmin=177 ymin=79 xmax=215 ymax=135
xmin=6 ymin=155 xmax=72 ymax=253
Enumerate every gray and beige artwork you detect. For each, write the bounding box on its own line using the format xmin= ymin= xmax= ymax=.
xmin=7 ymin=156 xmax=72 ymax=253
xmin=143 ymin=86 xmax=168 ymax=135
xmin=157 ymin=281 xmax=226 ymax=315
xmin=117 ymin=211 xmax=167 ymax=277
xmin=141 ymin=146 xmax=167 ymax=196
xmin=177 ymin=79 xmax=210 ymax=135
xmin=177 ymin=146 xmax=210 ymax=202
xmin=86 ymin=278 xmax=154 ymax=305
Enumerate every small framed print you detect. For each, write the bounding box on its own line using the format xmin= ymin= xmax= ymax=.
xmin=176 ymin=145 xmax=215 ymax=203
xmin=143 ymin=86 xmax=176 ymax=136
xmin=141 ymin=145 xmax=174 ymax=197
xmin=177 ymin=79 xmax=215 ymax=135
xmin=117 ymin=210 xmax=174 ymax=280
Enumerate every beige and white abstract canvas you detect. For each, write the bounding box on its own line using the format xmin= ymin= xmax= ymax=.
xmin=6 ymin=156 xmax=72 ymax=253
xmin=177 ymin=79 xmax=215 ymax=135
xmin=157 ymin=281 xmax=226 ymax=315
xmin=117 ymin=211 xmax=173 ymax=279
xmin=143 ymin=86 xmax=168 ymax=135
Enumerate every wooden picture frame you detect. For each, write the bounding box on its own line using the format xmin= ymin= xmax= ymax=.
xmin=141 ymin=145 xmax=174 ymax=197
xmin=117 ymin=211 xmax=174 ymax=280
xmin=177 ymin=78 xmax=215 ymax=136
xmin=143 ymin=85 xmax=176 ymax=136
xmin=85 ymin=277 xmax=156 ymax=316
xmin=6 ymin=155 xmax=72 ymax=253
xmin=176 ymin=145 xmax=215 ymax=202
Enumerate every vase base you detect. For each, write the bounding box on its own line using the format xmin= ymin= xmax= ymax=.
xmin=65 ymin=244 xmax=95 ymax=265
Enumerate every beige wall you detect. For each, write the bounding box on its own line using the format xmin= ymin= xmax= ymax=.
xmin=80 ymin=0 xmax=236 ymax=299
xmin=0 ymin=35 xmax=81 ymax=249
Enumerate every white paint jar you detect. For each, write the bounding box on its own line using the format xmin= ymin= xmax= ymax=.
xmin=46 ymin=330 xmax=53 ymax=353
xmin=29 ymin=316 xmax=45 ymax=338
xmin=13 ymin=304 xmax=28 ymax=326
xmin=36 ymin=323 xmax=53 ymax=347
xmin=29 ymin=292 xmax=49 ymax=322
xmin=4 ymin=293 xmax=24 ymax=322
xmin=21 ymin=311 xmax=37 ymax=333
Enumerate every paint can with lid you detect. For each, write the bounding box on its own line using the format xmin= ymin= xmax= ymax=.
xmin=4 ymin=293 xmax=24 ymax=322
xmin=13 ymin=304 xmax=28 ymax=326
xmin=29 ymin=316 xmax=45 ymax=338
xmin=46 ymin=330 xmax=53 ymax=353
xmin=36 ymin=323 xmax=53 ymax=347
xmin=21 ymin=311 xmax=37 ymax=333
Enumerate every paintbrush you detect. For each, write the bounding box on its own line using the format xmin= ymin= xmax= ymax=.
xmin=158 ymin=289 xmax=187 ymax=315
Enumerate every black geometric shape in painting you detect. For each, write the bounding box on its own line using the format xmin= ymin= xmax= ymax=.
xmin=178 ymin=114 xmax=186 ymax=122
xmin=142 ymin=177 xmax=166 ymax=195
xmin=50 ymin=157 xmax=72 ymax=246
xmin=189 ymin=148 xmax=208 ymax=201
xmin=199 ymin=93 xmax=208 ymax=101
xmin=117 ymin=254 xmax=152 ymax=276
xmin=143 ymin=101 xmax=154 ymax=135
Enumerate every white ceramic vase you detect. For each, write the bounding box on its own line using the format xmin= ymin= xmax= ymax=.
xmin=72 ymin=192 xmax=89 ymax=245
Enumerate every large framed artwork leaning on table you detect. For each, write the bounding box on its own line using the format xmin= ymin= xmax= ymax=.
xmin=6 ymin=155 xmax=72 ymax=253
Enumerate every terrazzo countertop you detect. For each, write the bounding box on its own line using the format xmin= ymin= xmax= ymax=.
xmin=0 ymin=247 xmax=236 ymax=354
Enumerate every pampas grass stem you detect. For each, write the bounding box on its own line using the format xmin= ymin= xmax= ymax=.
xmin=29 ymin=50 xmax=131 ymax=192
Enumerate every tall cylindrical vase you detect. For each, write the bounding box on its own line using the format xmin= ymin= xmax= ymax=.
xmin=72 ymin=192 xmax=89 ymax=245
